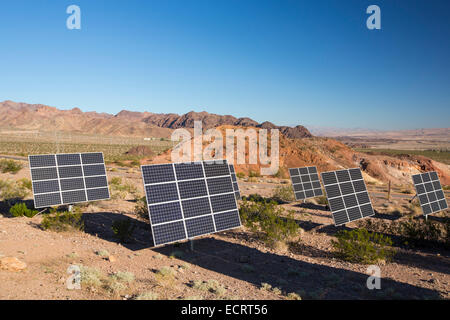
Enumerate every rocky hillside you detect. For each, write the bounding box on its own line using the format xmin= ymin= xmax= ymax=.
xmin=0 ymin=101 xmax=311 ymax=139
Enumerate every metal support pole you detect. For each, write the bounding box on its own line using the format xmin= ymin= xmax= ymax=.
xmin=189 ymin=239 xmax=194 ymax=252
xmin=409 ymin=194 xmax=417 ymax=203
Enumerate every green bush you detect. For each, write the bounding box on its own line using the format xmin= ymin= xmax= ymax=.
xmin=271 ymin=185 xmax=294 ymax=203
xmin=0 ymin=159 xmax=23 ymax=174
xmin=134 ymin=196 xmax=148 ymax=220
xmin=239 ymin=200 xmax=300 ymax=247
xmin=316 ymin=195 xmax=328 ymax=205
xmin=396 ymin=218 xmax=444 ymax=247
xmin=111 ymin=219 xmax=135 ymax=243
xmin=0 ymin=179 xmax=30 ymax=205
xmin=236 ymin=172 xmax=245 ymax=179
xmin=41 ymin=209 xmax=84 ymax=232
xmin=331 ymin=229 xmax=395 ymax=264
xmin=9 ymin=203 xmax=38 ymax=218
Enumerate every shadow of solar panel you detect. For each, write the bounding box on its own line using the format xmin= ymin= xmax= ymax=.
xmin=83 ymin=164 xmax=106 ymax=177
xmin=60 ymin=178 xmax=85 ymax=191
xmin=178 ymin=179 xmax=208 ymax=199
xmin=57 ymin=154 xmax=81 ymax=166
xmin=203 ymin=161 xmax=230 ymax=177
xmin=186 ymin=215 xmax=215 ymax=238
xmin=58 ymin=166 xmax=83 ymax=179
xmin=175 ymin=162 xmax=204 ymax=180
xmin=35 ymin=192 xmax=62 ymax=208
xmin=62 ymin=190 xmax=87 ymax=204
xmin=210 ymin=193 xmax=237 ymax=213
xmin=81 ymin=152 xmax=104 ymax=164
xmin=29 ymin=155 xmax=56 ymax=168
xmin=182 ymin=197 xmax=212 ymax=218
xmin=86 ymin=187 xmax=109 ymax=201
xmin=149 ymin=201 xmax=183 ymax=224
xmin=31 ymin=167 xmax=58 ymax=181
xmin=214 ymin=210 xmax=241 ymax=231
xmin=33 ymin=180 xmax=60 ymax=194
xmin=84 ymin=176 xmax=108 ymax=189
xmin=207 ymin=176 xmax=234 ymax=195
xmin=145 ymin=183 xmax=179 ymax=204
xmin=142 ymin=164 xmax=175 ymax=184
xmin=152 ymin=221 xmax=186 ymax=246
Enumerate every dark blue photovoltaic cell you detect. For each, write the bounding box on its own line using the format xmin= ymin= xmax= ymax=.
xmin=86 ymin=187 xmax=110 ymax=201
xmin=34 ymin=192 xmax=62 ymax=208
xmin=207 ymin=176 xmax=234 ymax=195
xmin=62 ymin=190 xmax=87 ymax=204
xmin=81 ymin=153 xmax=104 ymax=164
xmin=57 ymin=154 xmax=81 ymax=166
xmin=412 ymin=171 xmax=447 ymax=216
xmin=214 ymin=210 xmax=241 ymax=231
xmin=178 ymin=179 xmax=208 ymax=199
xmin=58 ymin=166 xmax=83 ymax=178
xmin=145 ymin=183 xmax=179 ymax=204
xmin=203 ymin=161 xmax=230 ymax=177
xmin=142 ymin=164 xmax=175 ymax=184
xmin=185 ymin=215 xmax=215 ymax=238
xmin=33 ymin=180 xmax=60 ymax=194
xmin=175 ymin=163 xmax=204 ymax=180
xmin=322 ymin=168 xmax=374 ymax=226
xmin=152 ymin=221 xmax=186 ymax=246
xmin=29 ymin=155 xmax=56 ymax=168
xmin=29 ymin=153 xmax=110 ymax=207
xmin=82 ymin=164 xmax=106 ymax=177
xmin=182 ymin=197 xmax=212 ymax=218
xmin=210 ymin=193 xmax=237 ymax=213
xmin=31 ymin=167 xmax=58 ymax=181
xmin=84 ymin=176 xmax=108 ymax=189
xmin=289 ymin=168 xmax=299 ymax=176
xmin=149 ymin=201 xmax=183 ymax=225
xmin=60 ymin=178 xmax=85 ymax=191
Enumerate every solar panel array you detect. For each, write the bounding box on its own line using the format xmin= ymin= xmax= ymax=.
xmin=289 ymin=166 xmax=323 ymax=200
xmin=229 ymin=164 xmax=241 ymax=200
xmin=412 ymin=171 xmax=448 ymax=216
xmin=321 ymin=168 xmax=374 ymax=226
xmin=141 ymin=160 xmax=241 ymax=246
xmin=29 ymin=153 xmax=110 ymax=208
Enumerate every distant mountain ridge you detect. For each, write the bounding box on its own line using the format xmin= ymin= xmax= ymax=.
xmin=0 ymin=100 xmax=312 ymax=139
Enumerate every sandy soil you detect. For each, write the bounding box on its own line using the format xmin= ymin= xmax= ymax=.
xmin=0 ymin=166 xmax=449 ymax=300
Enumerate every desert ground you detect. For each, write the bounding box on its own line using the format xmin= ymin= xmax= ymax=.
xmin=0 ymin=158 xmax=449 ymax=300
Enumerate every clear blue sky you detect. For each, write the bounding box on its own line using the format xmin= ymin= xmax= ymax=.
xmin=1 ymin=0 xmax=449 ymax=130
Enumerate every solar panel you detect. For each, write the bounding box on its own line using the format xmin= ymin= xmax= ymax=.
xmin=229 ymin=164 xmax=241 ymax=200
xmin=141 ymin=160 xmax=241 ymax=247
xmin=289 ymin=166 xmax=323 ymax=200
xmin=29 ymin=153 xmax=110 ymax=208
xmin=321 ymin=168 xmax=375 ymax=226
xmin=412 ymin=171 xmax=448 ymax=216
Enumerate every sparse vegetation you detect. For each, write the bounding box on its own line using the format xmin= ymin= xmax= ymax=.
xmin=79 ymin=266 xmax=133 ymax=295
xmin=134 ymin=196 xmax=149 ymax=220
xmin=287 ymin=292 xmax=302 ymax=300
xmin=109 ymin=177 xmax=138 ymax=200
xmin=0 ymin=179 xmax=30 ymax=205
xmin=239 ymin=200 xmax=300 ymax=248
xmin=9 ymin=203 xmax=38 ymax=218
xmin=236 ymin=172 xmax=245 ymax=179
xmin=135 ymin=292 xmax=158 ymax=300
xmin=0 ymin=159 xmax=23 ymax=174
xmin=41 ymin=209 xmax=84 ymax=232
xmin=331 ymin=229 xmax=395 ymax=264
xmin=271 ymin=185 xmax=294 ymax=203
xmin=95 ymin=249 xmax=110 ymax=258
xmin=111 ymin=219 xmax=135 ymax=243
xmin=192 ymin=280 xmax=226 ymax=296
xmin=316 ymin=195 xmax=328 ymax=205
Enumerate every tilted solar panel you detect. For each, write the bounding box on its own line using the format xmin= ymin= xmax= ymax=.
xmin=229 ymin=164 xmax=241 ymax=200
xmin=29 ymin=152 xmax=110 ymax=208
xmin=412 ymin=171 xmax=448 ymax=216
xmin=289 ymin=166 xmax=323 ymax=200
xmin=141 ymin=160 xmax=241 ymax=247
xmin=321 ymin=168 xmax=375 ymax=226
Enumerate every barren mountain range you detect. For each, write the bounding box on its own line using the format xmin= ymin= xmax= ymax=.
xmin=0 ymin=100 xmax=311 ymax=139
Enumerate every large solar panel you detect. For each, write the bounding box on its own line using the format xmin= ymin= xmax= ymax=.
xmin=289 ymin=166 xmax=323 ymax=200
xmin=29 ymin=153 xmax=110 ymax=208
xmin=141 ymin=160 xmax=241 ymax=246
xmin=229 ymin=164 xmax=241 ymax=200
xmin=321 ymin=168 xmax=375 ymax=226
xmin=412 ymin=171 xmax=448 ymax=216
